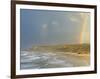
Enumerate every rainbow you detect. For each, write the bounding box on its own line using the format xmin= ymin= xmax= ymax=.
xmin=79 ymin=13 xmax=89 ymax=44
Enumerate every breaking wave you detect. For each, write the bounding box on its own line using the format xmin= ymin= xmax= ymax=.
xmin=20 ymin=51 xmax=74 ymax=69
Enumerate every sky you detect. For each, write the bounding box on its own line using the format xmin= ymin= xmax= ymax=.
xmin=20 ymin=9 xmax=90 ymax=49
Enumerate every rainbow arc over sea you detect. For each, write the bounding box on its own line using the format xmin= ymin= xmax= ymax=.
xmin=79 ymin=13 xmax=90 ymax=44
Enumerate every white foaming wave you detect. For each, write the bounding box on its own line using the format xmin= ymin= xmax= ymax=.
xmin=20 ymin=51 xmax=29 ymax=56
xmin=20 ymin=51 xmax=50 ymax=63
xmin=20 ymin=51 xmax=74 ymax=69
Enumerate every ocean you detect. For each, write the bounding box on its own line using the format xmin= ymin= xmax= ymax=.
xmin=20 ymin=51 xmax=89 ymax=70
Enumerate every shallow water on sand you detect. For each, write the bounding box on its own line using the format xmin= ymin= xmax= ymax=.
xmin=20 ymin=51 xmax=90 ymax=70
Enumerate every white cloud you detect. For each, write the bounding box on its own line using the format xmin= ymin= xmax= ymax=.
xmin=69 ymin=16 xmax=79 ymax=22
xmin=51 ymin=21 xmax=58 ymax=25
xmin=41 ymin=24 xmax=48 ymax=39
xmin=42 ymin=24 xmax=48 ymax=29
